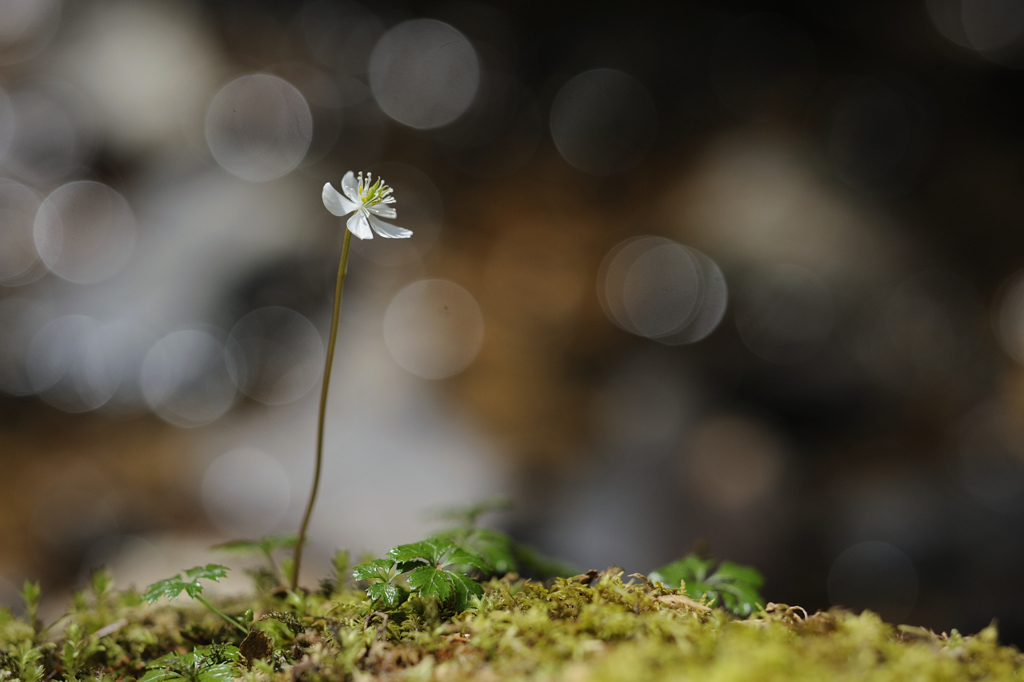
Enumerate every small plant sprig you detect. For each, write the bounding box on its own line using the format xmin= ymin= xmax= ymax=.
xmin=21 ymin=580 xmax=42 ymax=637
xmin=353 ymin=537 xmax=490 ymax=612
xmin=291 ymin=172 xmax=413 ymax=591
xmin=213 ymin=536 xmax=296 ymax=589
xmin=431 ymin=499 xmax=578 ymax=579
xmin=143 ymin=565 xmax=247 ymax=635
xmin=649 ymin=554 xmax=765 ymax=617
xmin=138 ymin=645 xmax=240 ymax=682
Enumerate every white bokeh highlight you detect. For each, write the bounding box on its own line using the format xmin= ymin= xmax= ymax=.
xmin=141 ymin=329 xmax=237 ymax=428
xmin=227 ymin=306 xmax=323 ymax=406
xmin=0 ymin=178 xmax=43 ymax=285
xmin=0 ymin=0 xmax=61 ymax=64
xmin=33 ymin=180 xmax=136 ymax=284
xmin=384 ymin=279 xmax=484 ymax=380
xmin=202 ymin=448 xmax=291 ymax=538
xmin=205 ymin=74 xmax=313 ymax=182
xmin=598 ymin=236 xmax=728 ymax=344
xmin=368 ymin=19 xmax=480 ymax=130
xmin=550 ymin=69 xmax=657 ymax=176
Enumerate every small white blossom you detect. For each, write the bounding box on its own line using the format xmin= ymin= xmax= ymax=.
xmin=322 ymin=171 xmax=412 ymax=240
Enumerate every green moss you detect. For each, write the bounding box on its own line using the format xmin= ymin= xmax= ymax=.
xmin=1 ymin=568 xmax=1020 ymax=681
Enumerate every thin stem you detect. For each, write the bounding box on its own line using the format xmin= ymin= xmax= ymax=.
xmin=194 ymin=595 xmax=247 ymax=635
xmin=292 ymin=229 xmax=353 ymax=591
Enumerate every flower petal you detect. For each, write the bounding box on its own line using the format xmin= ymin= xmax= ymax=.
xmin=322 ymin=183 xmax=358 ymax=216
xmin=347 ymin=211 xmax=373 ymax=239
xmin=368 ymin=214 xmax=413 ymax=239
xmin=367 ymin=203 xmax=397 ymax=218
xmin=341 ymin=171 xmax=360 ymax=203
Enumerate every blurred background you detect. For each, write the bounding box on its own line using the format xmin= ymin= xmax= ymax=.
xmin=2 ymin=0 xmax=1024 ymax=641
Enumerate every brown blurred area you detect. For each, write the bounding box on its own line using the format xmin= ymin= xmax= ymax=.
xmin=3 ymin=0 xmax=1024 ymax=644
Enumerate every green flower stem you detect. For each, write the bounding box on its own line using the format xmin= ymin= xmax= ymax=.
xmin=292 ymin=229 xmax=353 ymax=591
xmin=193 ymin=595 xmax=247 ymax=634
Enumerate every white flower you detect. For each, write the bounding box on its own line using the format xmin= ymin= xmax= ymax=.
xmin=322 ymin=171 xmax=413 ymax=240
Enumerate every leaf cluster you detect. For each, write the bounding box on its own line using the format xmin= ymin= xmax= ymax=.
xmin=138 ymin=645 xmax=240 ymax=682
xmin=142 ymin=565 xmax=230 ymax=604
xmin=431 ymin=500 xmax=577 ymax=580
xmin=352 ymin=537 xmax=489 ymax=612
xmin=649 ymin=554 xmax=765 ymax=617
xmin=212 ymin=536 xmax=296 ymax=589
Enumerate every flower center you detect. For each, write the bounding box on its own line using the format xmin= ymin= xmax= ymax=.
xmin=356 ymin=172 xmax=396 ymax=208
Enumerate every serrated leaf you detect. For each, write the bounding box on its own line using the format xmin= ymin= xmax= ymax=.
xmin=652 ymin=554 xmax=765 ymax=617
xmin=21 ymin=580 xmax=41 ymax=607
xmin=685 ymin=580 xmax=715 ymax=604
xmin=352 ymin=559 xmax=394 ymax=583
xmin=432 ymin=497 xmax=513 ymax=526
xmin=395 ymin=560 xmax=425 ymax=573
xmin=651 ymin=555 xmax=713 ymax=588
xmin=387 ymin=541 xmax=436 ymax=565
xmin=469 ymin=529 xmax=518 ymax=574
xmin=445 ymin=547 xmax=491 ymax=574
xmin=366 ymin=581 xmax=402 ymax=607
xmin=448 ymin=572 xmax=483 ymax=612
xmin=713 ymin=579 xmax=764 ymax=617
xmin=512 ymin=543 xmax=578 ymax=579
xmin=184 ymin=565 xmax=229 ymax=583
xmin=712 ymin=561 xmax=765 ymax=589
xmin=407 ymin=566 xmax=453 ymax=601
xmin=142 ymin=577 xmax=188 ymax=605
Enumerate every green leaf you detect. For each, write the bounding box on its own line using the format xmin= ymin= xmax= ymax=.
xmin=713 ymin=561 xmax=765 ymax=589
xmin=432 ymin=526 xmax=518 ymax=575
xmin=184 ymin=565 xmax=229 ymax=583
xmin=366 ymin=582 xmax=402 ymax=607
xmin=431 ymin=498 xmax=513 ymax=526
xmin=138 ymin=668 xmax=180 ymax=682
xmin=448 ymin=572 xmax=483 ymax=612
xmin=444 ymin=547 xmax=491 ymax=574
xmin=213 ymin=536 xmax=296 ymax=554
xmin=407 ymin=566 xmax=453 ymax=601
xmin=387 ymin=541 xmax=438 ymax=565
xmin=197 ymin=664 xmax=237 ymax=682
xmin=389 ymin=537 xmax=457 ymax=565
xmin=144 ymin=565 xmax=229 ymax=604
xmin=650 ymin=555 xmax=713 ymax=588
xmin=650 ymin=554 xmax=764 ymax=617
xmin=684 ymin=580 xmax=715 ymax=603
xmin=142 ymin=576 xmax=189 ymax=605
xmin=468 ymin=528 xmax=518 ymax=574
xmin=512 ymin=543 xmax=578 ymax=579
xmin=352 ymin=559 xmax=394 ymax=583
xmin=90 ymin=569 xmax=113 ymax=598
xmin=332 ymin=550 xmax=350 ymax=579
xmin=21 ymin=580 xmax=41 ymax=609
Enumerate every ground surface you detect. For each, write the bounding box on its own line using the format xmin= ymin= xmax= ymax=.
xmin=1 ymin=568 xmax=1020 ymax=681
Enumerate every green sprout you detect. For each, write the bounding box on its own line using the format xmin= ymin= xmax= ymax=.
xmin=138 ymin=645 xmax=240 ymax=682
xmin=291 ymin=171 xmax=413 ymax=591
xmin=352 ymin=537 xmax=490 ymax=612
xmin=351 ymin=559 xmax=407 ymax=608
xmin=649 ymin=554 xmax=765 ymax=617
xmin=213 ymin=536 xmax=296 ymax=588
xmin=21 ymin=580 xmax=41 ymax=637
xmin=431 ymin=499 xmax=578 ymax=579
xmin=143 ymin=565 xmax=247 ymax=634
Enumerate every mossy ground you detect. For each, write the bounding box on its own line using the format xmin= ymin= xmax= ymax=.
xmin=1 ymin=569 xmax=1021 ymax=681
